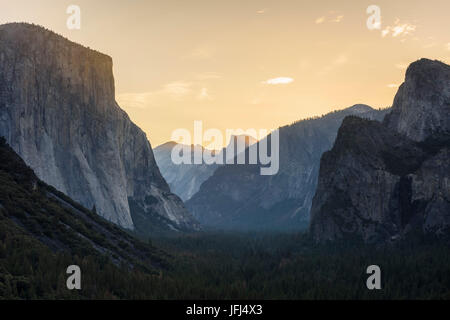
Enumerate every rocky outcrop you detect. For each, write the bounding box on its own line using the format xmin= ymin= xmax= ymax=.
xmin=384 ymin=59 xmax=450 ymax=142
xmin=186 ymin=105 xmax=388 ymax=230
xmin=0 ymin=23 xmax=198 ymax=233
xmin=310 ymin=59 xmax=450 ymax=243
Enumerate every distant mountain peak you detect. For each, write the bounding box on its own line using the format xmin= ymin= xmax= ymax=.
xmin=346 ymin=104 xmax=374 ymax=113
xmin=156 ymin=141 xmax=178 ymax=150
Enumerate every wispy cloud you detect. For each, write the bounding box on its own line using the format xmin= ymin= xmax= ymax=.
xmin=197 ymin=87 xmax=213 ymax=100
xmin=315 ymin=16 xmax=325 ymax=24
xmin=116 ymin=81 xmax=193 ymax=109
xmin=163 ymin=81 xmax=192 ymax=97
xmin=256 ymin=8 xmax=268 ymax=14
xmin=116 ymin=92 xmax=156 ymax=109
xmin=262 ymin=77 xmax=294 ymax=85
xmin=315 ymin=12 xmax=344 ymax=24
xmin=116 ymin=75 xmax=220 ymax=109
xmin=382 ymin=19 xmax=416 ymax=38
xmin=387 ymin=83 xmax=400 ymax=88
xmin=332 ymin=15 xmax=344 ymax=23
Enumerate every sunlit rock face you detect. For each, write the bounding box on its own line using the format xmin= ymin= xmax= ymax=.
xmin=384 ymin=59 xmax=450 ymax=142
xmin=311 ymin=59 xmax=450 ymax=243
xmin=0 ymin=23 xmax=198 ymax=233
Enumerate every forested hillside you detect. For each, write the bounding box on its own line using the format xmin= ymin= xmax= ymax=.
xmin=0 ymin=137 xmax=167 ymax=298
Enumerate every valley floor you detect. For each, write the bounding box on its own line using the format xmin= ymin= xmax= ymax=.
xmin=150 ymin=231 xmax=450 ymax=300
xmin=2 ymin=227 xmax=450 ymax=299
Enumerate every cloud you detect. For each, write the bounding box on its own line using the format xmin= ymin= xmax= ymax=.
xmin=116 ymin=81 xmax=193 ymax=109
xmin=316 ymin=12 xmax=344 ymax=24
xmin=381 ymin=29 xmax=390 ymax=37
xmin=117 ymin=78 xmax=219 ymax=109
xmin=381 ymin=19 xmax=416 ymax=38
xmin=315 ymin=16 xmax=325 ymax=24
xmin=257 ymin=8 xmax=268 ymax=14
xmin=163 ymin=81 xmax=192 ymax=97
xmin=262 ymin=77 xmax=294 ymax=85
xmin=387 ymin=83 xmax=400 ymax=88
xmin=116 ymin=92 xmax=156 ymax=109
xmin=197 ymin=87 xmax=213 ymax=100
xmin=332 ymin=15 xmax=344 ymax=23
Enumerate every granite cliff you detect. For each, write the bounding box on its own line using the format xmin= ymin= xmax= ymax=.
xmin=310 ymin=59 xmax=450 ymax=243
xmin=0 ymin=23 xmax=198 ymax=234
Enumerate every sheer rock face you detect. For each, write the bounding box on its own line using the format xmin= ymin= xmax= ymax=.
xmin=186 ymin=105 xmax=388 ymax=230
xmin=384 ymin=59 xmax=450 ymax=142
xmin=310 ymin=59 xmax=450 ymax=243
xmin=0 ymin=23 xmax=197 ymax=231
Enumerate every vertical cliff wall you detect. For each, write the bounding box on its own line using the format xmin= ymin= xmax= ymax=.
xmin=0 ymin=23 xmax=198 ymax=232
xmin=310 ymin=59 xmax=450 ymax=243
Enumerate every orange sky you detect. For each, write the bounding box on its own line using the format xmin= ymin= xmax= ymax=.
xmin=1 ymin=0 xmax=449 ymax=148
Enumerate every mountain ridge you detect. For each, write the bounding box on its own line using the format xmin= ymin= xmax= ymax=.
xmin=186 ymin=104 xmax=389 ymax=230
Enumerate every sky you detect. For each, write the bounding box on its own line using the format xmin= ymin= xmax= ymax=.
xmin=1 ymin=0 xmax=449 ymax=148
